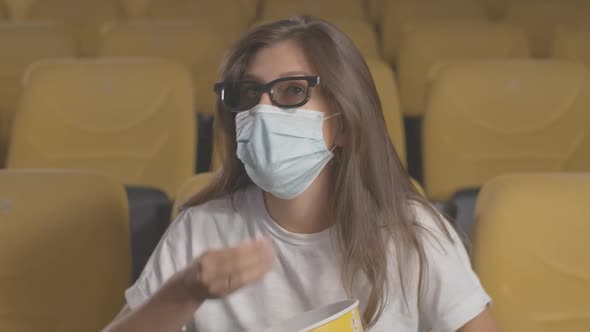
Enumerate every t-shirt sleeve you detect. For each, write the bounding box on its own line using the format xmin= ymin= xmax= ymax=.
xmin=125 ymin=210 xmax=194 ymax=310
xmin=416 ymin=206 xmax=491 ymax=332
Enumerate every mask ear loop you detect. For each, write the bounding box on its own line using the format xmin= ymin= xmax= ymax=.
xmin=324 ymin=112 xmax=343 ymax=153
xmin=324 ymin=112 xmax=340 ymax=121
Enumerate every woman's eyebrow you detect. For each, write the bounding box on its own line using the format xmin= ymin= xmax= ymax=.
xmin=242 ymin=70 xmax=312 ymax=82
xmin=277 ymin=70 xmax=312 ymax=77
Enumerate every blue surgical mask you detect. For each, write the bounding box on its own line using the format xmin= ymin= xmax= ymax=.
xmin=235 ymin=104 xmax=339 ymax=200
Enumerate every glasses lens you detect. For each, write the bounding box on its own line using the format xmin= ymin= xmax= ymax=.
xmin=221 ymin=81 xmax=260 ymax=111
xmin=238 ymin=81 xmax=261 ymax=111
xmin=272 ymin=79 xmax=309 ymax=107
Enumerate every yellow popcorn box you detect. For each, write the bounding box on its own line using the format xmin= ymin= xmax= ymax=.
xmin=264 ymin=299 xmax=364 ymax=332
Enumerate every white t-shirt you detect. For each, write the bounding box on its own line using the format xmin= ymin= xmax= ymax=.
xmin=126 ymin=185 xmax=490 ymax=332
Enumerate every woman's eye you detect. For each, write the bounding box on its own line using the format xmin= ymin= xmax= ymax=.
xmin=243 ymin=88 xmax=259 ymax=98
xmin=286 ymin=85 xmax=304 ymax=95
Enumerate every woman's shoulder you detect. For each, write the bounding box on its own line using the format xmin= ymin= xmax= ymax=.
xmin=406 ymin=199 xmax=463 ymax=252
xmin=408 ymin=200 xmax=447 ymax=232
xmin=181 ymin=193 xmax=235 ymax=219
xmin=172 ymin=185 xmax=259 ymax=231
xmin=181 ymin=185 xmax=254 ymax=214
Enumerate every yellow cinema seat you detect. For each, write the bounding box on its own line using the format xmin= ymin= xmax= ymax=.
xmin=329 ymin=18 xmax=380 ymax=58
xmin=367 ymin=0 xmax=384 ymax=24
xmin=3 ymin=0 xmax=32 ymax=19
xmin=147 ymin=0 xmax=254 ymax=33
xmin=25 ymin=0 xmax=124 ymax=56
xmin=380 ymin=0 xmax=486 ymax=64
xmin=0 ymin=169 xmax=130 ymax=332
xmin=0 ymin=22 xmax=75 ymax=167
xmin=476 ymin=0 xmax=509 ymax=19
xmin=99 ymin=20 xmax=226 ymax=115
xmin=6 ymin=59 xmax=195 ymax=198
xmin=252 ymin=17 xmax=380 ymax=59
xmin=473 ymin=173 xmax=590 ymax=332
xmin=260 ymin=0 xmax=367 ymax=21
xmin=423 ymin=60 xmax=590 ymax=202
xmin=0 ymin=1 xmax=7 ymax=18
xmin=398 ymin=21 xmax=530 ymax=117
xmin=121 ymin=0 xmax=151 ymax=18
xmin=505 ymin=0 xmax=590 ymax=58
xmin=552 ymin=23 xmax=590 ymax=68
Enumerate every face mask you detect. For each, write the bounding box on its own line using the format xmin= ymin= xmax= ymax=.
xmin=235 ymin=104 xmax=339 ymax=200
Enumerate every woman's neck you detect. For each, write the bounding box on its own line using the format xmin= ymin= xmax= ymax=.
xmin=263 ymin=167 xmax=333 ymax=234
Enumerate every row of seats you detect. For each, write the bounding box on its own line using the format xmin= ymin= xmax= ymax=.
xmin=0 ymin=16 xmax=379 ymax=130
xmin=380 ymin=0 xmax=590 ymax=63
xmin=1 ymin=0 xmax=588 ymax=60
xmin=6 ymin=59 xmax=195 ymax=199
xmin=0 ymin=0 xmax=353 ymax=22
xmin=0 ymin=0 xmax=365 ymax=31
xmin=424 ymin=60 xmax=590 ymax=202
xmin=392 ymin=17 xmax=589 ymax=184
xmin=423 ymin=60 xmax=590 ymax=238
xmin=397 ymin=20 xmax=590 ymax=117
xmin=0 ymin=3 xmax=588 ymax=233
xmin=0 ymin=0 xmax=256 ymax=55
xmin=0 ymin=21 xmax=401 ymax=165
xmin=2 ymin=0 xmax=586 ymax=26
xmin=0 ymin=21 xmax=229 ymax=167
xmin=371 ymin=0 xmax=590 ymax=23
xmin=1 ymin=52 xmax=375 ymax=197
xmin=397 ymin=20 xmax=531 ymax=117
xmin=397 ymin=18 xmax=530 ymax=182
xmin=251 ymin=17 xmax=381 ymax=58
xmin=3 ymin=58 xmax=590 ymax=202
xmin=2 ymin=19 xmax=588 ymax=164
xmin=2 ymin=169 xmax=588 ymax=332
xmin=0 ymin=0 xmax=586 ymax=130
xmin=0 ymin=14 xmax=586 ymax=130
xmin=0 ymin=0 xmax=258 ymax=22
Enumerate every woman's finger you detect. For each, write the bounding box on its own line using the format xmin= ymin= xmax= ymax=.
xmin=194 ymin=237 xmax=275 ymax=297
xmin=227 ymin=239 xmax=274 ymax=282
xmin=220 ymin=238 xmax=275 ymax=276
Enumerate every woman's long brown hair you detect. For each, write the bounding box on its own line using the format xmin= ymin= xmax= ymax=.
xmin=183 ymin=16 xmax=449 ymax=327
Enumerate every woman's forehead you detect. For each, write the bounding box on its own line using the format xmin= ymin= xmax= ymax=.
xmin=244 ymin=40 xmax=315 ymax=83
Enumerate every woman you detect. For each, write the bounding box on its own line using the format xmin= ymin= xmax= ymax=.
xmin=103 ymin=16 xmax=498 ymax=332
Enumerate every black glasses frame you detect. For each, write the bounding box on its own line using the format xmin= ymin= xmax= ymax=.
xmin=213 ymin=76 xmax=321 ymax=112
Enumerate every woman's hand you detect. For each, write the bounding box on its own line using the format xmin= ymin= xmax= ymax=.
xmin=182 ymin=237 xmax=275 ymax=301
xmin=102 ymin=238 xmax=275 ymax=332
